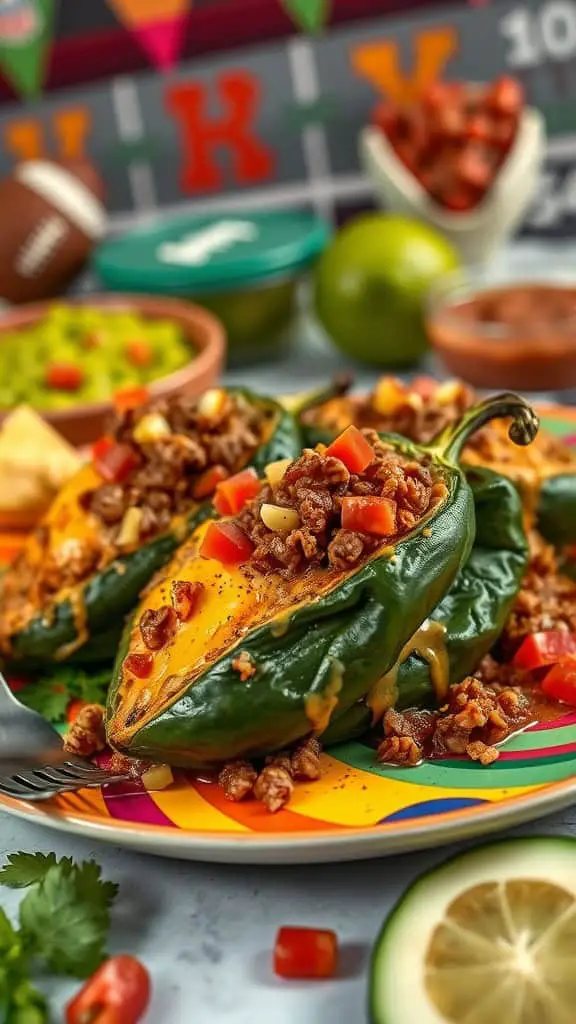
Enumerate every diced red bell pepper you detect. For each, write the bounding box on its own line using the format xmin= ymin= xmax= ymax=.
xmin=341 ymin=496 xmax=397 ymax=536
xmin=124 ymin=652 xmax=154 ymax=679
xmin=541 ymin=658 xmax=576 ymax=707
xmin=45 ymin=363 xmax=84 ymax=391
xmin=94 ymin=442 xmax=139 ymax=484
xmin=513 ymin=631 xmax=576 ymax=672
xmin=192 ymin=465 xmax=229 ymax=500
xmin=487 ymin=75 xmax=523 ymax=117
xmin=66 ymin=699 xmax=88 ymax=725
xmin=326 ymin=425 xmax=375 ymax=474
xmin=113 ymin=385 xmax=150 ymax=414
xmin=199 ymin=521 xmax=254 ymax=565
xmin=273 ymin=927 xmax=338 ymax=980
xmin=126 ymin=340 xmax=153 ymax=367
xmin=213 ymin=467 xmax=260 ymax=516
xmin=66 ymin=955 xmax=151 ymax=1024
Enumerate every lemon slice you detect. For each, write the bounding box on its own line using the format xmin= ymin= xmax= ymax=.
xmin=370 ymin=838 xmax=576 ymax=1024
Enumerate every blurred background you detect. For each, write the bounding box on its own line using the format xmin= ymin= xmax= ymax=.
xmin=0 ymin=0 xmax=575 ymax=464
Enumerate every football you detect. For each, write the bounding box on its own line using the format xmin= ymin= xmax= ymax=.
xmin=0 ymin=158 xmax=107 ymax=305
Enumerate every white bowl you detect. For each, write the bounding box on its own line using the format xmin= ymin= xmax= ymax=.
xmin=359 ymin=107 xmax=546 ymax=265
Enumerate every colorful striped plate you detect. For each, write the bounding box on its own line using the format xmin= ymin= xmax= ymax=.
xmin=1 ymin=405 xmax=576 ymax=864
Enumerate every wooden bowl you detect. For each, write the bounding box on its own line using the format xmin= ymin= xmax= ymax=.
xmin=0 ymin=294 xmax=226 ymax=446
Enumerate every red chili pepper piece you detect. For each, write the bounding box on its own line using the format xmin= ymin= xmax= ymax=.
xmin=513 ymin=631 xmax=576 ymax=672
xmin=94 ymin=442 xmax=139 ymax=484
xmin=213 ymin=467 xmax=260 ymax=516
xmin=113 ymin=385 xmax=150 ymax=414
xmin=200 ymin=521 xmax=254 ymax=565
xmin=45 ymin=363 xmax=84 ymax=391
xmin=126 ymin=340 xmax=154 ymax=367
xmin=65 ymin=955 xmax=151 ymax=1024
xmin=326 ymin=425 xmax=375 ymax=474
xmin=273 ymin=927 xmax=338 ymax=980
xmin=124 ymin=652 xmax=154 ymax=678
xmin=541 ymin=657 xmax=576 ymax=706
xmin=192 ymin=465 xmax=229 ymax=501
xmin=341 ymin=496 xmax=397 ymax=536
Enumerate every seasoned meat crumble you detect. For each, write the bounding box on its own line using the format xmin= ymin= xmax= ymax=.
xmin=235 ymin=432 xmax=447 ymax=576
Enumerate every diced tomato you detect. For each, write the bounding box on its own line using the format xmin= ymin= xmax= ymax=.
xmin=466 ymin=113 xmax=494 ymax=142
xmin=341 ymin=496 xmax=397 ymax=536
xmin=94 ymin=442 xmax=139 ymax=484
xmin=124 ymin=652 xmax=154 ymax=678
xmin=487 ymin=75 xmax=523 ymax=117
xmin=273 ymin=927 xmax=338 ymax=980
xmin=66 ymin=699 xmax=88 ymax=725
xmin=126 ymin=340 xmax=153 ymax=367
xmin=541 ymin=658 xmax=576 ymax=707
xmin=45 ymin=363 xmax=84 ymax=391
xmin=113 ymin=385 xmax=150 ymax=414
xmin=455 ymin=146 xmax=493 ymax=189
xmin=200 ymin=521 xmax=254 ymax=565
xmin=213 ymin=467 xmax=260 ymax=516
xmin=192 ymin=465 xmax=229 ymax=501
xmin=66 ymin=955 xmax=151 ymax=1024
xmin=92 ymin=435 xmax=114 ymax=463
xmin=326 ymin=425 xmax=375 ymax=474
xmin=513 ymin=631 xmax=576 ymax=672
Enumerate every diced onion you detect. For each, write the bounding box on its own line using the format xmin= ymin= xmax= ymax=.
xmin=436 ymin=381 xmax=464 ymax=405
xmin=260 ymin=503 xmax=299 ymax=532
xmin=116 ymin=506 xmax=143 ymax=548
xmin=197 ymin=388 xmax=226 ymax=419
xmin=142 ymin=764 xmax=174 ymax=791
xmin=133 ymin=413 xmax=171 ymax=444
xmin=265 ymin=458 xmax=292 ymax=488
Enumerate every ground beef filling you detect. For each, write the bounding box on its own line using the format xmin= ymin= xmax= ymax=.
xmin=83 ymin=391 xmax=264 ymax=548
xmin=236 ymin=432 xmax=447 ymax=576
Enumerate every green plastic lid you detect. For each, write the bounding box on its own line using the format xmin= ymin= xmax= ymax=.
xmin=93 ymin=210 xmax=330 ymax=294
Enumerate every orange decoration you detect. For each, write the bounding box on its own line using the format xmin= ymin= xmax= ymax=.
xmin=351 ymin=26 xmax=459 ymax=104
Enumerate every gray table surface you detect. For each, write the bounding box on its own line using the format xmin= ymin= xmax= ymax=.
xmin=4 ymin=240 xmax=576 ymax=1023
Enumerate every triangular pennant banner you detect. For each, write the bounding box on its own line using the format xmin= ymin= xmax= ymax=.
xmin=282 ymin=0 xmax=330 ymax=33
xmin=107 ymin=0 xmax=192 ymax=71
xmin=0 ymin=0 xmax=55 ymax=98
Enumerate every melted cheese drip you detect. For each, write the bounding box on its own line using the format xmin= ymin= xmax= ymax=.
xmin=367 ymin=619 xmax=449 ymax=722
xmin=305 ymin=658 xmax=344 ymax=734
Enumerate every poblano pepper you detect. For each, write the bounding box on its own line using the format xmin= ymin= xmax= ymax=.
xmin=322 ymin=465 xmax=529 ymax=745
xmin=0 ymin=389 xmax=302 ymax=669
xmin=106 ymin=393 xmax=538 ymax=769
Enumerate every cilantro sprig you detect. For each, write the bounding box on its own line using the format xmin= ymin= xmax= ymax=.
xmin=16 ymin=666 xmax=111 ymax=726
xmin=0 ymin=852 xmax=119 ymax=1020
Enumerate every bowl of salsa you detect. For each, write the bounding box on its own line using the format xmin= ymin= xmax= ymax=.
xmin=427 ymin=267 xmax=576 ymax=391
xmin=0 ymin=295 xmax=225 ymax=446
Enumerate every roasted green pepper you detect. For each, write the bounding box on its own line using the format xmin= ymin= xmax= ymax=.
xmin=322 ymin=465 xmax=529 ymax=744
xmin=0 ymin=390 xmax=302 ymax=669
xmin=106 ymin=394 xmax=538 ymax=768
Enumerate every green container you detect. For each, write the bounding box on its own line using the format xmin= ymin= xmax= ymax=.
xmin=93 ymin=211 xmax=330 ymax=366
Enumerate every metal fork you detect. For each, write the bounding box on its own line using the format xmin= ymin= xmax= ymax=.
xmin=0 ymin=672 xmax=131 ymax=801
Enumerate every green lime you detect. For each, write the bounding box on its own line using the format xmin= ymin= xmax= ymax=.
xmin=313 ymin=214 xmax=459 ymax=367
xmin=370 ymin=837 xmax=576 ymax=1024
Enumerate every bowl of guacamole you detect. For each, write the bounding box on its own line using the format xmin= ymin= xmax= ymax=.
xmin=0 ymin=295 xmax=225 ymax=446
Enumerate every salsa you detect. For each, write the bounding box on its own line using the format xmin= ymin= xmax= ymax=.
xmin=0 ymin=304 xmax=193 ymax=411
xmin=428 ymin=284 xmax=576 ymax=390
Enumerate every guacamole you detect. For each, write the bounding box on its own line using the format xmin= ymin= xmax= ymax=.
xmin=0 ymin=304 xmax=193 ymax=410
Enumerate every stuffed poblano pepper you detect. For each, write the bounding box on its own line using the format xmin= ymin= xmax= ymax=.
xmin=322 ymin=465 xmax=529 ymax=745
xmin=298 ymin=375 xmax=576 ymax=547
xmin=0 ymin=388 xmax=302 ymax=668
xmin=106 ymin=393 xmax=538 ymax=769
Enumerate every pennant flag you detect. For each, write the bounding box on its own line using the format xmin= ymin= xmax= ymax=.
xmin=282 ymin=0 xmax=330 ymax=34
xmin=107 ymin=0 xmax=192 ymax=71
xmin=0 ymin=0 xmax=54 ymax=98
